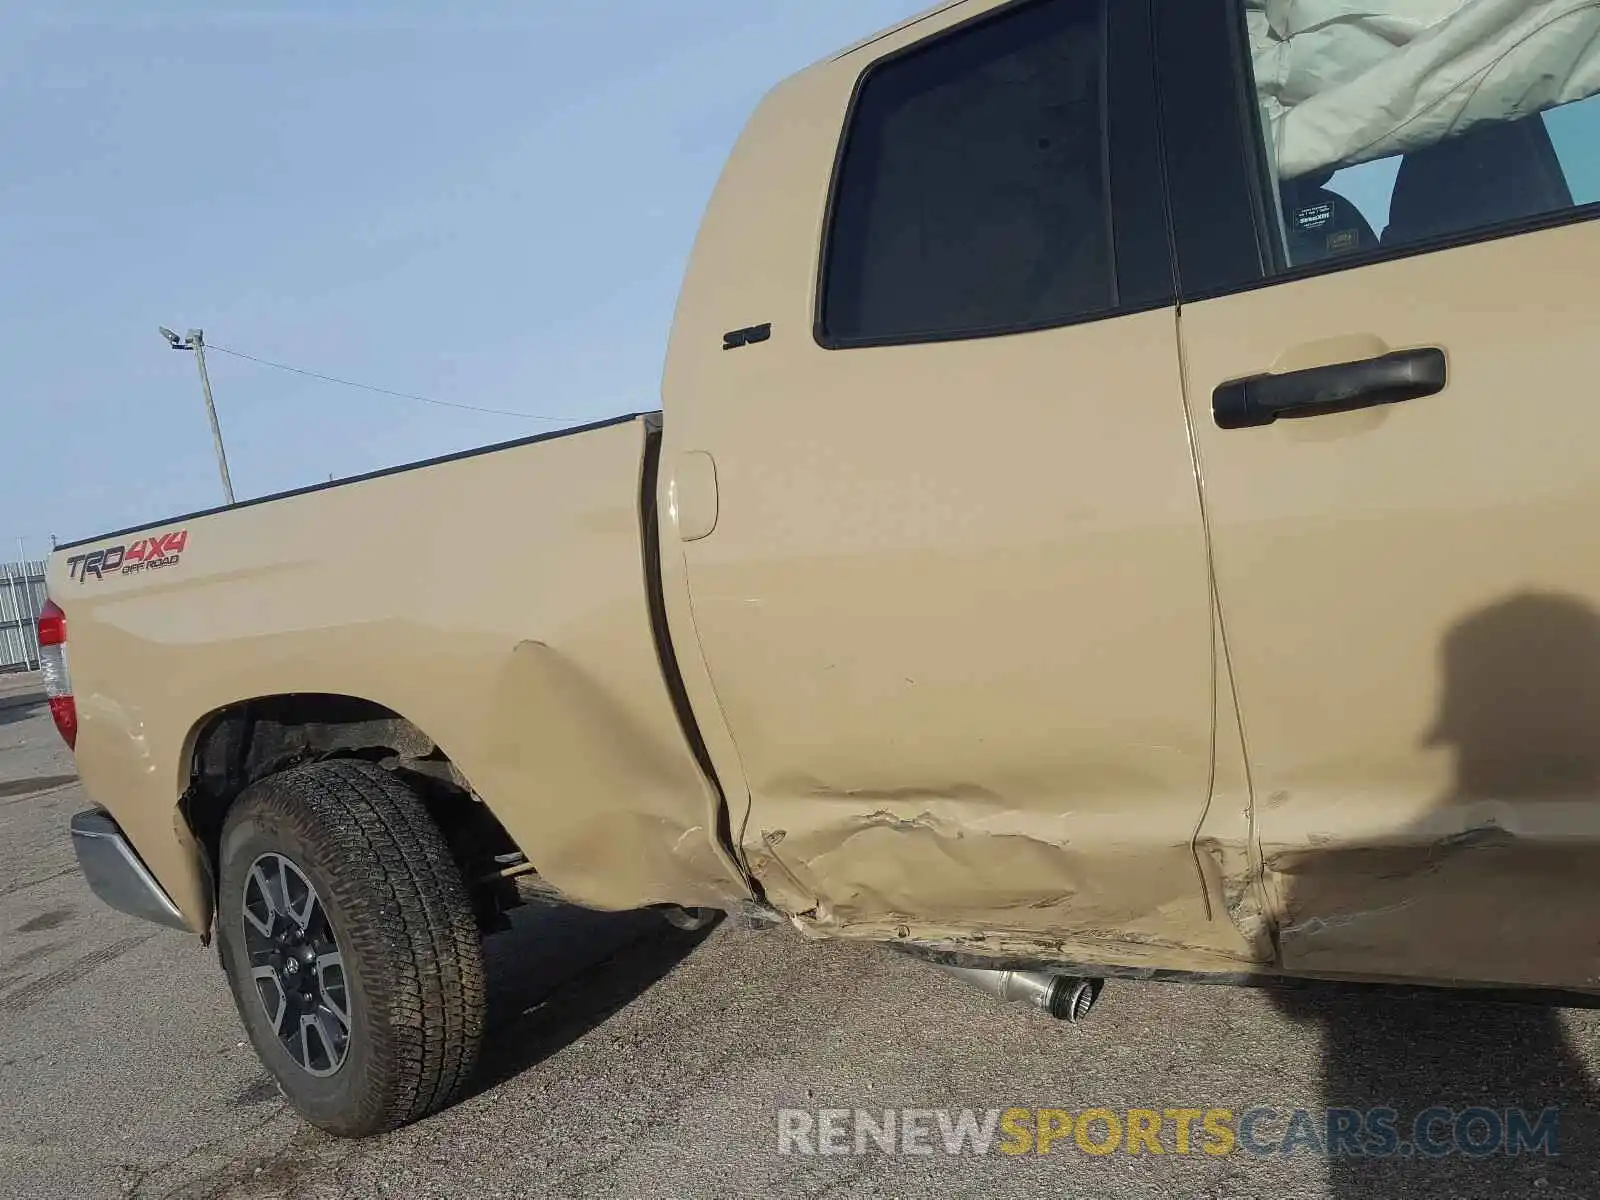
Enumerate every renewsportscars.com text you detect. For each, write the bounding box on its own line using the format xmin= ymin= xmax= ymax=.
xmin=776 ymin=1105 xmax=1560 ymax=1159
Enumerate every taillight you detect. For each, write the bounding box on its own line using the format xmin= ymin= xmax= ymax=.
xmin=37 ymin=599 xmax=77 ymax=749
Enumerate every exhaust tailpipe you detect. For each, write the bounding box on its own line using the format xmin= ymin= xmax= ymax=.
xmin=933 ymin=964 xmax=1102 ymax=1022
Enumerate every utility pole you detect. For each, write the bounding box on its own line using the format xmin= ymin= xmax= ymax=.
xmin=160 ymin=327 xmax=236 ymax=505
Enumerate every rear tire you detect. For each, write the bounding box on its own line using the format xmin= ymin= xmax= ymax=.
xmin=216 ymin=759 xmax=485 ymax=1137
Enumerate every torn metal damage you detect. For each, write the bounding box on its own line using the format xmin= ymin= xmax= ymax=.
xmin=740 ymin=780 xmax=1271 ymax=975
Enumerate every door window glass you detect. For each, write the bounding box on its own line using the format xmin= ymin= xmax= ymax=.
xmin=1244 ymin=2 xmax=1600 ymax=271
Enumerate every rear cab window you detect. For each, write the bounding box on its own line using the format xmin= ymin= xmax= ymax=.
xmin=818 ymin=0 xmax=1172 ymax=348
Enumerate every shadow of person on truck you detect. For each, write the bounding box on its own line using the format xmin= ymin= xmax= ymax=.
xmin=1265 ymin=593 xmax=1600 ymax=1198
xmin=466 ymin=895 xmax=717 ymax=1099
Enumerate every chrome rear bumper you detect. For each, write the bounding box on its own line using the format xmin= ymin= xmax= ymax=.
xmin=70 ymin=808 xmax=190 ymax=931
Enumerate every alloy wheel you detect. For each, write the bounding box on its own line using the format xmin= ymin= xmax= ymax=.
xmin=240 ymin=852 xmax=352 ymax=1077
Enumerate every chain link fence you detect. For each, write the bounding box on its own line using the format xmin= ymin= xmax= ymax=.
xmin=1 ymin=559 xmax=47 ymax=672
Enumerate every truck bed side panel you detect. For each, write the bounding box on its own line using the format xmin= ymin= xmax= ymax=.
xmin=48 ymin=417 xmax=747 ymax=929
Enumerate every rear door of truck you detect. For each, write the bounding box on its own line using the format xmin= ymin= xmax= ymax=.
xmin=660 ymin=0 xmax=1265 ymax=964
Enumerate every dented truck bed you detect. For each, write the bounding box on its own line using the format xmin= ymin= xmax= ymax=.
xmin=48 ymin=415 xmax=749 ymax=934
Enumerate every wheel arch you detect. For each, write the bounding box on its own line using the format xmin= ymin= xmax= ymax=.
xmin=181 ymin=693 xmax=531 ymax=935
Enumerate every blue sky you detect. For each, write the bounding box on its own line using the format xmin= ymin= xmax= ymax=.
xmin=7 ymin=3 xmax=1600 ymax=556
xmin=1 ymin=0 xmax=932 ymax=553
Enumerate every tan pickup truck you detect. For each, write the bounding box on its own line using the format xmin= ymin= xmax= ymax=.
xmin=44 ymin=0 xmax=1600 ymax=1138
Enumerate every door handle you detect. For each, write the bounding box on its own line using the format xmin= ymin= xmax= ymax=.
xmin=1213 ymin=347 xmax=1447 ymax=430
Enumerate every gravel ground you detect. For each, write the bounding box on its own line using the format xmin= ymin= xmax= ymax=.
xmin=3 ymin=699 xmax=1599 ymax=1200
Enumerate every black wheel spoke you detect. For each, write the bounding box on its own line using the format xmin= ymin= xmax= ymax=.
xmin=316 ymin=951 xmax=351 ymax=1030
xmin=250 ymin=965 xmax=288 ymax=1033
xmin=243 ymin=862 xmax=279 ymax=938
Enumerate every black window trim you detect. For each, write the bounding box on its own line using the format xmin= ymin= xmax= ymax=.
xmin=812 ymin=0 xmax=1174 ymax=352
xmin=1095 ymin=0 xmax=1118 ymax=296
xmin=1156 ymin=0 xmax=1600 ymax=306
xmin=1223 ymin=0 xmax=1283 ymax=277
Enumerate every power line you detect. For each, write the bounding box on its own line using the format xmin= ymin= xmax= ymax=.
xmin=205 ymin=343 xmax=584 ymax=423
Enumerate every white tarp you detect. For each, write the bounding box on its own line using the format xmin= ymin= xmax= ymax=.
xmin=1249 ymin=0 xmax=1600 ymax=179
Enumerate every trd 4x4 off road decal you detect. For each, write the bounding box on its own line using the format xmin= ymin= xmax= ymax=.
xmin=66 ymin=530 xmax=189 ymax=583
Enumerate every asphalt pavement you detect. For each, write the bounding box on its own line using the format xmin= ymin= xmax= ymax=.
xmin=4 ymin=698 xmax=1600 ymax=1200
